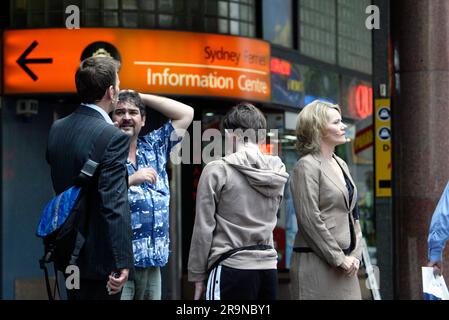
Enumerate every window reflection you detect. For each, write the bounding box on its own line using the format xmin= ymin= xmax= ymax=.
xmin=11 ymin=0 xmax=255 ymax=37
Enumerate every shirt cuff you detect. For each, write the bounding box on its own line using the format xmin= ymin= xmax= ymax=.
xmin=429 ymin=248 xmax=443 ymax=262
xmin=188 ymin=271 xmax=208 ymax=282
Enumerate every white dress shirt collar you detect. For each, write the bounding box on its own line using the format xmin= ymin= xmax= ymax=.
xmin=82 ymin=103 xmax=113 ymax=124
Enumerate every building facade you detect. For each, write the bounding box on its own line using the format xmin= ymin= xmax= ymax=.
xmin=0 ymin=0 xmax=393 ymax=300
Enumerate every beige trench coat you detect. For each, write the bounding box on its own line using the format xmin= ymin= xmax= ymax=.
xmin=289 ymin=153 xmax=363 ymax=300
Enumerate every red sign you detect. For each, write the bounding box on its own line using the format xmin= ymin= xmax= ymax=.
xmin=348 ymin=84 xmax=373 ymax=119
xmin=270 ymin=58 xmax=291 ymax=76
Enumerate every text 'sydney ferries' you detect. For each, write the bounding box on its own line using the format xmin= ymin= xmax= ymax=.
xmin=3 ymin=29 xmax=271 ymax=101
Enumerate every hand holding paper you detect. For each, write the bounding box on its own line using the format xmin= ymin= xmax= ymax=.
xmin=422 ymin=266 xmax=449 ymax=300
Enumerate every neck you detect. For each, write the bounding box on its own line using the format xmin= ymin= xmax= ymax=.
xmin=320 ymin=142 xmax=335 ymax=160
xmin=128 ymin=138 xmax=138 ymax=160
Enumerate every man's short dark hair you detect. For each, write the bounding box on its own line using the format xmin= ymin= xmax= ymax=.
xmin=75 ymin=56 xmax=120 ymax=104
xmin=223 ymin=102 xmax=267 ymax=131
xmin=117 ymin=90 xmax=146 ymax=117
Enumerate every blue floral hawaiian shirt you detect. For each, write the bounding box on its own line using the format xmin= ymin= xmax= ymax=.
xmin=127 ymin=121 xmax=181 ymax=267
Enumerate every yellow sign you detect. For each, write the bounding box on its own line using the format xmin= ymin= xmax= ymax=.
xmin=354 ymin=124 xmax=373 ymax=154
xmin=3 ymin=29 xmax=271 ymax=101
xmin=375 ymin=99 xmax=392 ymax=197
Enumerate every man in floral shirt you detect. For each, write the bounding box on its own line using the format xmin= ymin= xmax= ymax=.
xmin=112 ymin=90 xmax=193 ymax=299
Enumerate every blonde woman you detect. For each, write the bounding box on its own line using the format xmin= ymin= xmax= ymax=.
xmin=290 ymin=100 xmax=363 ymax=300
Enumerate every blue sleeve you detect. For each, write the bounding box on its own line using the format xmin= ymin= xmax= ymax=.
xmin=428 ymin=181 xmax=449 ymax=262
xmin=142 ymin=121 xmax=182 ymax=159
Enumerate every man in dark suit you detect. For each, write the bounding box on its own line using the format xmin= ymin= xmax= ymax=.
xmin=46 ymin=56 xmax=133 ymax=300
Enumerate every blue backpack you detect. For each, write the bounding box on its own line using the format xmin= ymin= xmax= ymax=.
xmin=36 ymin=125 xmax=116 ymax=299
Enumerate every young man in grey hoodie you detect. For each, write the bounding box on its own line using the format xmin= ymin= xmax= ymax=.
xmin=188 ymin=102 xmax=289 ymax=300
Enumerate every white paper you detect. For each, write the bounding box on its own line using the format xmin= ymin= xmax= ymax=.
xmin=422 ymin=266 xmax=449 ymax=300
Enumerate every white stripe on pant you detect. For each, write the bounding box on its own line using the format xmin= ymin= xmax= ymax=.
xmin=206 ymin=265 xmax=222 ymax=300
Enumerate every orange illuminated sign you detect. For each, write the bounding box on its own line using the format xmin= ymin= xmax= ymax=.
xmin=4 ymin=29 xmax=271 ymax=101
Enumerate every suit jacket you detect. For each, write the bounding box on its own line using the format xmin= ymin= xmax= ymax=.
xmin=46 ymin=106 xmax=133 ymax=279
xmin=290 ymin=153 xmax=363 ymax=267
xmin=289 ymin=153 xmax=363 ymax=300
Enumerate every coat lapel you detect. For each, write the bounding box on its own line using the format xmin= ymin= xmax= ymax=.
xmin=313 ymin=153 xmax=350 ymax=209
xmin=334 ymin=155 xmax=357 ymax=212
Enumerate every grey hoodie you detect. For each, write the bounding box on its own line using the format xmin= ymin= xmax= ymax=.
xmin=188 ymin=148 xmax=289 ymax=282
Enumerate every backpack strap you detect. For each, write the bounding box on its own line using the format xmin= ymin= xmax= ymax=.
xmin=207 ymin=244 xmax=273 ymax=273
xmin=39 ymin=257 xmax=54 ymax=300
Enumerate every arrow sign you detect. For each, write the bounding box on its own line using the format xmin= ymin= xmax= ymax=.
xmin=17 ymin=41 xmax=53 ymax=81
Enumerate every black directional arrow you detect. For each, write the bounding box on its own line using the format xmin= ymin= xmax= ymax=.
xmin=17 ymin=41 xmax=53 ymax=81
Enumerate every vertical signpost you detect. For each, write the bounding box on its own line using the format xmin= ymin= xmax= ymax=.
xmin=374 ymin=98 xmax=392 ymax=197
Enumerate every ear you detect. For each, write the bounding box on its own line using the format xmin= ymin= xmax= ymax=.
xmin=106 ymin=85 xmax=115 ymax=100
xmin=141 ymin=115 xmax=146 ymax=127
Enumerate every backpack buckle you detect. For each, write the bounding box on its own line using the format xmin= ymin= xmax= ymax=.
xmin=80 ymin=159 xmax=98 ymax=178
xmin=76 ymin=159 xmax=99 ymax=186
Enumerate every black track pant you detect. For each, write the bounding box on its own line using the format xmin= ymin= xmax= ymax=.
xmin=206 ymin=265 xmax=277 ymax=300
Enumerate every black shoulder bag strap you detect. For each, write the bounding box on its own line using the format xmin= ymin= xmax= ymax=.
xmin=68 ymin=125 xmax=118 ymax=267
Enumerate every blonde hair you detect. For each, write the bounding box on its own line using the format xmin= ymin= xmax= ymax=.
xmin=295 ymin=100 xmax=342 ymax=156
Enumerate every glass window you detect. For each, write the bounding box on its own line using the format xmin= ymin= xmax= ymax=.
xmin=10 ymin=0 xmax=255 ymax=34
xmin=139 ymin=0 xmax=156 ymax=11
xmin=85 ymin=11 xmax=101 ymax=26
xmin=29 ymin=0 xmax=45 ymax=11
xmin=13 ymin=11 xmax=27 ymax=27
xmin=159 ymin=14 xmax=173 ymax=27
xmin=48 ymin=11 xmax=63 ymax=26
xmin=140 ymin=13 xmax=156 ymax=27
xmin=13 ymin=0 xmax=27 ymax=10
xmin=13 ymin=0 xmax=27 ymax=27
xmin=122 ymin=11 xmax=139 ymax=27
xmin=103 ymin=11 xmax=119 ymax=26
xmin=205 ymin=0 xmax=256 ymax=36
xmin=218 ymin=18 xmax=228 ymax=33
xmin=204 ymin=17 xmax=218 ymax=32
xmin=63 ymin=0 xmax=82 ymax=7
xmin=104 ymin=0 xmax=119 ymax=10
xmin=122 ymin=0 xmax=138 ymax=10
xmin=48 ymin=0 xmax=63 ymax=10
xmin=263 ymin=0 xmax=293 ymax=48
xmin=85 ymin=0 xmax=100 ymax=9
xmin=159 ymin=0 xmax=174 ymax=12
xmin=230 ymin=20 xmax=239 ymax=35
xmin=337 ymin=0 xmax=372 ymax=74
xmin=28 ymin=12 xmax=45 ymax=27
xmin=299 ymin=0 xmax=336 ymax=63
xmin=229 ymin=2 xmax=239 ymax=19
xmin=302 ymin=65 xmax=339 ymax=104
xmin=206 ymin=1 xmax=218 ymax=15
xmin=218 ymin=1 xmax=229 ymax=17
xmin=240 ymin=22 xmax=249 ymax=37
xmin=240 ymin=4 xmax=249 ymax=21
